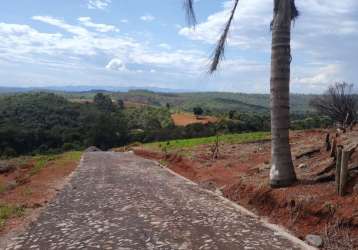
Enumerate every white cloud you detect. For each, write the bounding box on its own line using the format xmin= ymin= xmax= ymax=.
xmin=0 ymin=18 xmax=207 ymax=76
xmin=177 ymin=0 xmax=358 ymax=92
xmin=78 ymin=17 xmax=119 ymax=33
xmin=2 ymin=0 xmax=357 ymax=93
xmin=179 ymin=0 xmax=271 ymax=48
xmin=140 ymin=15 xmax=155 ymax=22
xmin=294 ymin=64 xmax=341 ymax=86
xmin=0 ymin=18 xmax=138 ymax=58
xmin=33 ymin=16 xmax=89 ymax=36
xmin=105 ymin=58 xmax=127 ymax=71
xmin=179 ymin=0 xmax=358 ymax=48
xmin=87 ymin=0 xmax=111 ymax=10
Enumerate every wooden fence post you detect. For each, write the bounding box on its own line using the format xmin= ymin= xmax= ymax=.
xmin=335 ymin=146 xmax=343 ymax=194
xmin=330 ymin=137 xmax=337 ymax=158
xmin=325 ymin=133 xmax=331 ymax=151
xmin=339 ymin=149 xmax=349 ymax=196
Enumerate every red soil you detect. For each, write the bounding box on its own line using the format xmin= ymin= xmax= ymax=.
xmin=171 ymin=113 xmax=218 ymax=126
xmin=135 ymin=129 xmax=358 ymax=248
xmin=0 ymin=156 xmax=80 ymax=238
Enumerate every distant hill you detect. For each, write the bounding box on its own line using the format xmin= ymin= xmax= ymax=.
xmin=0 ymin=86 xmax=191 ymax=93
xmin=110 ymin=90 xmax=315 ymax=114
xmin=0 ymin=87 xmax=317 ymax=114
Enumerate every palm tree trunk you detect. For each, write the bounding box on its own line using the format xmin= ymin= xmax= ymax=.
xmin=269 ymin=0 xmax=297 ymax=187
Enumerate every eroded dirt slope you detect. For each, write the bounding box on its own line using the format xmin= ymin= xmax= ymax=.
xmin=135 ymin=129 xmax=358 ymax=249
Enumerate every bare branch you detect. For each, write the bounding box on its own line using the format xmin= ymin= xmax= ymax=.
xmin=310 ymin=82 xmax=358 ymax=127
xmin=210 ymin=0 xmax=240 ymax=73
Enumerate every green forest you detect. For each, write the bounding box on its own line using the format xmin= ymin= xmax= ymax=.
xmin=0 ymin=91 xmax=331 ymax=158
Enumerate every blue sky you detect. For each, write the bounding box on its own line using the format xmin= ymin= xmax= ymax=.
xmin=0 ymin=0 xmax=357 ymax=93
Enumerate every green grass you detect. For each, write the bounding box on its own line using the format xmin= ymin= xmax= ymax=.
xmin=144 ymin=131 xmax=271 ymax=151
xmin=60 ymin=151 xmax=82 ymax=161
xmin=0 ymin=204 xmax=25 ymax=228
xmin=30 ymin=151 xmax=82 ymax=175
xmin=30 ymin=155 xmax=58 ymax=175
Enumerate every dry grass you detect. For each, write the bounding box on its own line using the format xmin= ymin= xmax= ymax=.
xmin=323 ymin=220 xmax=357 ymax=250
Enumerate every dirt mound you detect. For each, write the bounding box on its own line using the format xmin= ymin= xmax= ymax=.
xmin=134 ymin=149 xmax=162 ymax=160
xmin=85 ymin=146 xmax=102 ymax=152
xmin=0 ymin=162 xmax=15 ymax=174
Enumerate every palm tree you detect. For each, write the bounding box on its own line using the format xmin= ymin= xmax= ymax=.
xmin=184 ymin=0 xmax=299 ymax=187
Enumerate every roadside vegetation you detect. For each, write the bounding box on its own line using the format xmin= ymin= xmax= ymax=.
xmin=0 ymin=204 xmax=24 ymax=229
xmin=144 ymin=131 xmax=270 ymax=151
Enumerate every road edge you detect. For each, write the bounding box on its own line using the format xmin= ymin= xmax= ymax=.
xmin=0 ymin=155 xmax=85 ymax=250
xmin=143 ymin=156 xmax=317 ymax=250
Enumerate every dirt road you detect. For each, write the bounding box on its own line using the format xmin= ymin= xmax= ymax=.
xmin=5 ymin=152 xmax=311 ymax=250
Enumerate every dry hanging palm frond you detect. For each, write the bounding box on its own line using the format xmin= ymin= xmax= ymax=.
xmin=210 ymin=0 xmax=240 ymax=73
xmin=291 ymin=0 xmax=300 ymax=21
xmin=271 ymin=0 xmax=300 ymax=28
xmin=183 ymin=0 xmax=196 ymax=26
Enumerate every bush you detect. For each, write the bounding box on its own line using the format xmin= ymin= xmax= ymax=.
xmin=193 ymin=106 xmax=204 ymax=116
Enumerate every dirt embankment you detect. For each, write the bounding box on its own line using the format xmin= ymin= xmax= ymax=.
xmin=0 ymin=153 xmax=81 ymax=243
xmin=135 ymin=129 xmax=358 ymax=249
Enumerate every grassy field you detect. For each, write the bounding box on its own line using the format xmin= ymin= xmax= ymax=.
xmin=144 ymin=132 xmax=271 ymax=151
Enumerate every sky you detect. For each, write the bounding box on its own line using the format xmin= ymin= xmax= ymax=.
xmin=0 ymin=0 xmax=357 ymax=93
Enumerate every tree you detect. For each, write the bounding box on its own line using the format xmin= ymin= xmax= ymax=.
xmin=229 ymin=110 xmax=236 ymax=119
xmin=93 ymin=93 xmax=114 ymax=112
xmin=184 ymin=0 xmax=299 ymax=187
xmin=310 ymin=82 xmax=357 ymax=127
xmin=87 ymin=113 xmax=128 ymax=150
xmin=193 ymin=106 xmax=204 ymax=117
xmin=117 ymin=99 xmax=124 ymax=110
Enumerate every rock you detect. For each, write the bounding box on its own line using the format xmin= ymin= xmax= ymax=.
xmin=259 ymin=164 xmax=271 ymax=171
xmin=353 ymin=182 xmax=358 ymax=194
xmin=305 ymin=234 xmax=323 ymax=248
xmin=5 ymin=180 xmax=17 ymax=191
xmin=85 ymin=146 xmax=102 ymax=153
xmin=298 ymin=163 xmax=308 ymax=169
xmin=214 ymin=188 xmax=223 ymax=196
xmin=199 ymin=180 xmax=217 ymax=192
xmin=0 ymin=162 xmax=15 ymax=174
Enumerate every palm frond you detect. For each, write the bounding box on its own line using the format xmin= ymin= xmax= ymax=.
xmin=210 ymin=0 xmax=240 ymax=73
xmin=183 ymin=0 xmax=196 ymax=26
xmin=291 ymin=0 xmax=299 ymax=21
